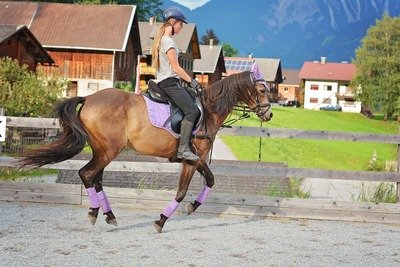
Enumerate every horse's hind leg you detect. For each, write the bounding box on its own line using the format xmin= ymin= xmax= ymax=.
xmin=93 ymin=169 xmax=117 ymax=226
xmin=88 ymin=169 xmax=118 ymax=226
xmin=79 ymin=155 xmax=118 ymax=226
xmin=186 ymin=160 xmax=214 ymax=215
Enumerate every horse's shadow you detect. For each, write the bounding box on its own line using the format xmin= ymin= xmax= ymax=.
xmin=106 ymin=194 xmax=286 ymax=234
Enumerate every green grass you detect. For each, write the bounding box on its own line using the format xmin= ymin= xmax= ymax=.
xmin=0 ymin=167 xmax=58 ymax=181
xmin=223 ymin=107 xmax=398 ymax=171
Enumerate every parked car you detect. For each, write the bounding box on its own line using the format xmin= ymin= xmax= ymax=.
xmin=319 ymin=104 xmax=342 ymax=111
xmin=283 ymin=100 xmax=301 ymax=107
xmin=278 ymin=100 xmax=301 ymax=107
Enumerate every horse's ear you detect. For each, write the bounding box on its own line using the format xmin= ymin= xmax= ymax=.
xmin=251 ymin=61 xmax=264 ymax=81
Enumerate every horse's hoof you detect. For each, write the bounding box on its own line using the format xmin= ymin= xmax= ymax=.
xmin=154 ymin=221 xmax=163 ymax=233
xmin=87 ymin=211 xmax=97 ymax=225
xmin=106 ymin=218 xmax=118 ymax=227
xmin=186 ymin=202 xmax=195 ymax=215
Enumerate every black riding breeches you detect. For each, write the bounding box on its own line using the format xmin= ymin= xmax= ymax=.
xmin=158 ymin=78 xmax=199 ymax=123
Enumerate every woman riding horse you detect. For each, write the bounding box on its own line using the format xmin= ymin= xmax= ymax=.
xmin=17 ymin=39 xmax=272 ymax=233
xmin=151 ymin=7 xmax=203 ymax=162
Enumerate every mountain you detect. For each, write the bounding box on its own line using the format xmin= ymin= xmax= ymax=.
xmin=163 ymin=0 xmax=400 ymax=68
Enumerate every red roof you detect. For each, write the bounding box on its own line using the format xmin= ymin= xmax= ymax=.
xmin=0 ymin=1 xmax=136 ymax=51
xmin=298 ymin=61 xmax=356 ymax=81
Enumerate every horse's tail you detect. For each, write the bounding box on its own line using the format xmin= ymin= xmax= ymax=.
xmin=18 ymin=97 xmax=88 ymax=168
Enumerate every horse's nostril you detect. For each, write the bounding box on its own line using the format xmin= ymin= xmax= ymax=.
xmin=270 ymin=113 xmax=273 ymax=118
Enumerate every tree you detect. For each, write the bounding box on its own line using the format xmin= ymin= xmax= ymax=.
xmin=200 ymin=29 xmax=220 ymax=45
xmin=222 ymin=43 xmax=239 ymax=57
xmin=351 ymin=14 xmax=400 ymax=120
xmin=34 ymin=0 xmax=164 ymax=21
xmin=0 ymin=58 xmax=66 ymax=117
xmin=112 ymin=0 xmax=163 ymax=21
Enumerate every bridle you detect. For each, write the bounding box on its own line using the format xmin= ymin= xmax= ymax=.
xmin=249 ymin=77 xmax=271 ymax=118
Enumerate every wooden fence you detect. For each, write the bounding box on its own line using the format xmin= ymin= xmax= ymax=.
xmin=1 ymin=116 xmax=400 ymax=224
xmin=4 ymin=116 xmax=400 ymax=181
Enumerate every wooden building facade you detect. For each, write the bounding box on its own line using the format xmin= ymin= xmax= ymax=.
xmin=0 ymin=25 xmax=54 ymax=71
xmin=0 ymin=2 xmax=142 ymax=97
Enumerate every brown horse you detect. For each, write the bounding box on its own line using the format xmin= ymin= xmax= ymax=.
xmin=18 ymin=68 xmax=272 ymax=233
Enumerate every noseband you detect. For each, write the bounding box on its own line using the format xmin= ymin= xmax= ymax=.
xmin=250 ymin=92 xmax=271 ymax=117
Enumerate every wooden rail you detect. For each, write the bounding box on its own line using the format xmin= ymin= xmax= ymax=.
xmin=1 ymin=156 xmax=399 ymax=183
xmin=3 ymin=116 xmax=400 ymax=200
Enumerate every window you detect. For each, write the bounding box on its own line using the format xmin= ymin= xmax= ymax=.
xmin=309 ymin=98 xmax=318 ymax=103
xmin=325 ymin=85 xmax=332 ymax=91
xmin=284 ymin=87 xmax=288 ymax=92
xmin=118 ymin=52 xmax=127 ymax=68
xmin=88 ymin=82 xmax=99 ymax=93
xmin=310 ymin=84 xmax=319 ymax=90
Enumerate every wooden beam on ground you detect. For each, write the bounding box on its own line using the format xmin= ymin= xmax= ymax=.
xmin=1 ymin=181 xmax=399 ymax=224
xmin=33 ymin=184 xmax=400 ymax=225
xmin=0 ymin=181 xmax=81 ymax=204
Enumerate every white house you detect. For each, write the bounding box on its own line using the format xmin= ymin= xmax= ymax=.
xmin=299 ymin=58 xmax=361 ymax=113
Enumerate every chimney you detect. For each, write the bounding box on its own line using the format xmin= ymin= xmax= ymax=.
xmin=248 ymin=53 xmax=253 ymax=58
xmin=149 ymin=16 xmax=155 ymax=25
xmin=209 ymin=39 xmax=214 ymax=48
xmin=321 ymin=57 xmax=326 ymax=64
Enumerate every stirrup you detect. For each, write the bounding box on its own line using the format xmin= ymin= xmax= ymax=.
xmin=177 ymin=151 xmax=199 ymax=161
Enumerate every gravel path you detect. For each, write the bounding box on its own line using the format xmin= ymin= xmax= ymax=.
xmin=1 ymin=201 xmax=400 ymax=266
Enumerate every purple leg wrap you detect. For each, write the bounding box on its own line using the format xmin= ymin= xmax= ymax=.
xmin=162 ymin=200 xmax=179 ymax=218
xmin=97 ymin=190 xmax=111 ymax=214
xmin=86 ymin=187 xmax=100 ymax=209
xmin=196 ymin=186 xmax=211 ymax=204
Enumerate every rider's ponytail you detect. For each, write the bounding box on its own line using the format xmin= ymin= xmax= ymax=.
xmin=151 ymin=19 xmax=176 ymax=69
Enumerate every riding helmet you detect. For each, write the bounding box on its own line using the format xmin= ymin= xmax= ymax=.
xmin=163 ymin=7 xmax=188 ymax=24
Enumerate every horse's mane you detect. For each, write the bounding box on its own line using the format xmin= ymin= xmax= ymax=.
xmin=204 ymin=71 xmax=254 ymax=116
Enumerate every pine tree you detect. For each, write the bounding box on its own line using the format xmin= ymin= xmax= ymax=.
xmin=200 ymin=29 xmax=220 ymax=45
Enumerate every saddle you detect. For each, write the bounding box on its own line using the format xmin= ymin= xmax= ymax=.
xmin=142 ymin=80 xmax=204 ymax=135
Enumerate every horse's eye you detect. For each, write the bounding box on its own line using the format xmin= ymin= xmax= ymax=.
xmin=260 ymin=89 xmax=266 ymax=94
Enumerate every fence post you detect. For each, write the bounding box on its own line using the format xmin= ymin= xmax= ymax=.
xmin=397 ymin=144 xmax=400 ymax=203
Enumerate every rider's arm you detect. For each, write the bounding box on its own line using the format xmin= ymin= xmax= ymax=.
xmin=166 ymin=47 xmax=192 ymax=84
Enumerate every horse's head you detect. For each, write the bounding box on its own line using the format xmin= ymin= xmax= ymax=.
xmin=247 ymin=62 xmax=273 ymax=122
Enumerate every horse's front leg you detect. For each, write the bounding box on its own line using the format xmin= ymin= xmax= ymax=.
xmin=154 ymin=161 xmax=198 ymax=233
xmin=186 ymin=160 xmax=214 ymax=215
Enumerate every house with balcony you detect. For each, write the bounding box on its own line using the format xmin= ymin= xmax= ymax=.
xmin=298 ymin=57 xmax=360 ymax=112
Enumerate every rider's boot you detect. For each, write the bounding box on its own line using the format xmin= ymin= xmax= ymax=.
xmin=177 ymin=120 xmax=199 ymax=161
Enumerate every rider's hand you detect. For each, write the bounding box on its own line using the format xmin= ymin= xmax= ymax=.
xmin=189 ymin=78 xmax=203 ymax=94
